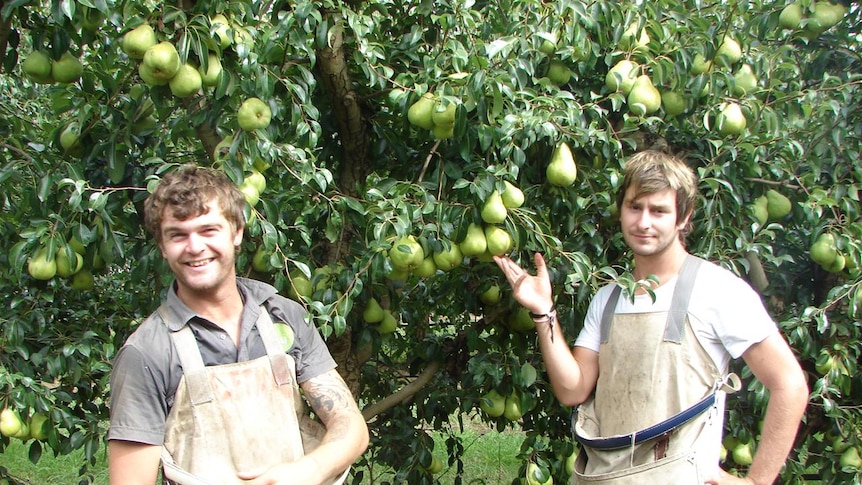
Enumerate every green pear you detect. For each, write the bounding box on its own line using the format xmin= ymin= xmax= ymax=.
xmin=198 ymin=53 xmax=223 ymax=87
xmin=252 ymin=245 xmax=273 ymax=273
xmin=479 ymin=390 xmax=505 ymax=417
xmin=432 ymin=242 xmax=462 ymax=271
xmin=388 ymin=235 xmax=424 ymax=271
xmin=605 ymin=59 xmax=639 ymax=93
xmin=546 ymin=142 xmax=577 ymax=186
xmin=169 ymin=63 xmax=203 ymax=98
xmin=122 ymin=23 xmax=157 ymax=59
xmin=732 ymin=442 xmax=753 ymax=466
xmin=55 ymin=247 xmax=84 ymax=277
xmin=618 ymin=22 xmax=650 ymax=52
xmin=27 ymin=247 xmax=57 ymax=280
xmin=765 ymin=189 xmax=792 ymax=220
xmin=627 ymin=74 xmax=661 ymax=116
xmin=481 ymin=191 xmax=508 ymax=224
xmin=211 ymin=14 xmax=233 ymax=49
xmin=0 ymin=408 xmax=24 ymax=437
xmin=661 ymin=90 xmax=686 ymax=117
xmin=547 ymin=60 xmax=572 ymax=86
xmin=22 ymin=51 xmax=54 ymax=84
xmin=413 ymin=256 xmax=438 ymax=277
xmin=431 ymin=100 xmax=456 ymax=128
xmin=717 ymin=102 xmax=746 ymax=136
xmin=408 ymin=93 xmax=436 ymax=130
xmin=51 ymin=52 xmax=83 ymax=84
xmin=432 ymin=123 xmax=455 ymax=140
xmin=70 ymin=268 xmax=95 ymax=290
xmin=508 ymin=307 xmax=536 ymax=332
xmin=732 ymin=64 xmax=757 ymax=96
xmin=690 ymin=53 xmax=713 ymax=75
xmin=362 ymin=297 xmax=385 ymax=323
xmin=501 ymin=181 xmax=525 ymax=208
xmin=839 ymin=446 xmax=862 ymax=470
xmin=752 ymin=195 xmax=768 ymax=225
xmin=485 ymin=225 xmax=513 ymax=256
xmin=779 ymin=2 xmax=803 ymax=30
xmin=59 ymin=122 xmax=83 ymax=153
xmin=537 ymin=33 xmax=557 ymax=55
xmin=811 ymin=1 xmax=847 ymax=32
xmin=479 ymin=284 xmax=502 ymax=305
xmin=460 ymin=223 xmax=487 ymax=257
xmin=28 ymin=413 xmax=50 ymax=441
xmin=503 ymin=392 xmax=523 ymax=421
xmin=810 ymin=233 xmax=838 ymax=267
xmin=715 ymin=36 xmax=742 ymax=67
xmin=377 ymin=310 xmax=398 ymax=334
xmin=140 ymin=42 xmax=181 ymax=85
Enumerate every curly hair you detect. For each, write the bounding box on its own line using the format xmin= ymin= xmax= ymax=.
xmin=143 ymin=165 xmax=246 ymax=242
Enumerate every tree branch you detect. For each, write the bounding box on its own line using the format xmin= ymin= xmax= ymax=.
xmin=361 ymin=360 xmax=442 ymax=422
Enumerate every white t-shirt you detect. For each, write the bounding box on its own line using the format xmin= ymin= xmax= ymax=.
xmin=574 ymin=260 xmax=778 ymax=371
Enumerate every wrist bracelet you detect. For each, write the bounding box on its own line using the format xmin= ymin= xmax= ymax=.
xmin=529 ymin=308 xmax=556 ymax=342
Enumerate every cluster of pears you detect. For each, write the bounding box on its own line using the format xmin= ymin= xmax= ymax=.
xmin=810 ymin=232 xmax=848 ymax=273
xmin=407 ymin=93 xmax=458 ymax=140
xmin=0 ymin=408 xmax=51 ymax=442
xmin=121 ymin=19 xmax=226 ymax=98
xmin=605 ymin=58 xmax=661 ymax=116
xmin=779 ymin=1 xmax=847 ymax=38
xmin=22 ymin=50 xmax=83 ymax=85
xmin=721 ymin=435 xmax=755 ymax=467
xmin=537 ymin=33 xmax=572 ymax=86
xmin=751 ymin=189 xmax=792 ymax=225
xmin=474 ymin=181 xmax=526 ymax=257
xmin=26 ymin=242 xmax=95 ymax=290
xmin=478 ymin=389 xmax=523 ymax=421
xmin=238 ymin=168 xmax=267 ymax=207
xmin=361 ymin=297 xmax=398 ymax=334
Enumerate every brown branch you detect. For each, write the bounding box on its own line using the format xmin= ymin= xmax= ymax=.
xmin=0 ymin=8 xmax=12 ymax=75
xmin=744 ymin=250 xmax=769 ymax=293
xmin=317 ymin=14 xmax=369 ymax=197
xmin=361 ymin=360 xmax=442 ymax=422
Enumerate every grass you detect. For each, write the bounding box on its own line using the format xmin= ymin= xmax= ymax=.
xmin=1 ymin=418 xmax=524 ymax=484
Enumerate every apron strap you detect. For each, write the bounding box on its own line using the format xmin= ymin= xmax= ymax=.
xmin=599 ymin=255 xmax=704 ymax=344
xmin=664 ymin=255 xmax=703 ymax=343
xmin=254 ymin=307 xmax=294 ymax=386
xmin=161 ymin=306 xmax=213 ymax=406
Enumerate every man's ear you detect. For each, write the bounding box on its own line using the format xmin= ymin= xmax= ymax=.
xmin=233 ymin=226 xmax=244 ymax=247
xmin=677 ymin=210 xmax=693 ymax=230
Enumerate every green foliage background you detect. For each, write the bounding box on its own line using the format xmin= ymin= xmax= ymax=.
xmin=1 ymin=0 xmax=861 ymax=483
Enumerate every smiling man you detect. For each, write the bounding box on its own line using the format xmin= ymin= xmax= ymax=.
xmin=107 ymin=165 xmax=368 ymax=485
xmin=493 ymin=150 xmax=808 ymax=484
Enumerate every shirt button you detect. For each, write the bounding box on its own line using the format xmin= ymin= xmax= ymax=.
xmin=219 ymin=334 xmax=226 ymax=340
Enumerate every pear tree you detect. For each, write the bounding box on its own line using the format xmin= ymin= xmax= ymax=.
xmin=1 ymin=1 xmax=861 ymax=484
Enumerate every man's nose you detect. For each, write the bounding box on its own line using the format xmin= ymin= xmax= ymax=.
xmin=185 ymin=233 xmax=205 ymax=252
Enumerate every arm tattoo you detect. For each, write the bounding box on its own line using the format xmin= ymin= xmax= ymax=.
xmin=302 ymin=370 xmax=361 ymax=442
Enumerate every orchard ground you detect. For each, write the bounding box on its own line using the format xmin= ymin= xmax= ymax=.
xmin=0 ymin=414 xmax=525 ymax=484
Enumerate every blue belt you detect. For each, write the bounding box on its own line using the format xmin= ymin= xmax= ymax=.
xmin=572 ymin=392 xmax=717 ymax=451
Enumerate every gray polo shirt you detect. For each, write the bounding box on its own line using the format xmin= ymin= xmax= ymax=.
xmin=106 ymin=277 xmax=336 ymax=445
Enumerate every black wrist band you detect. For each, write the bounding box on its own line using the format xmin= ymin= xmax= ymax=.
xmin=528 ymin=308 xmax=556 ymax=342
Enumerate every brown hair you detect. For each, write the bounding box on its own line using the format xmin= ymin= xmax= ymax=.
xmin=615 ymin=150 xmax=698 ymax=239
xmin=143 ymin=165 xmax=246 ymax=242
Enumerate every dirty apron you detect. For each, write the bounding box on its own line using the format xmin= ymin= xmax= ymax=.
xmin=572 ymin=256 xmax=740 ymax=484
xmin=158 ymin=306 xmax=348 ymax=485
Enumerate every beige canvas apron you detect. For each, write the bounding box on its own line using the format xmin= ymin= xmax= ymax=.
xmin=572 ymin=256 xmax=739 ymax=484
xmin=158 ymin=306 xmax=348 ymax=485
